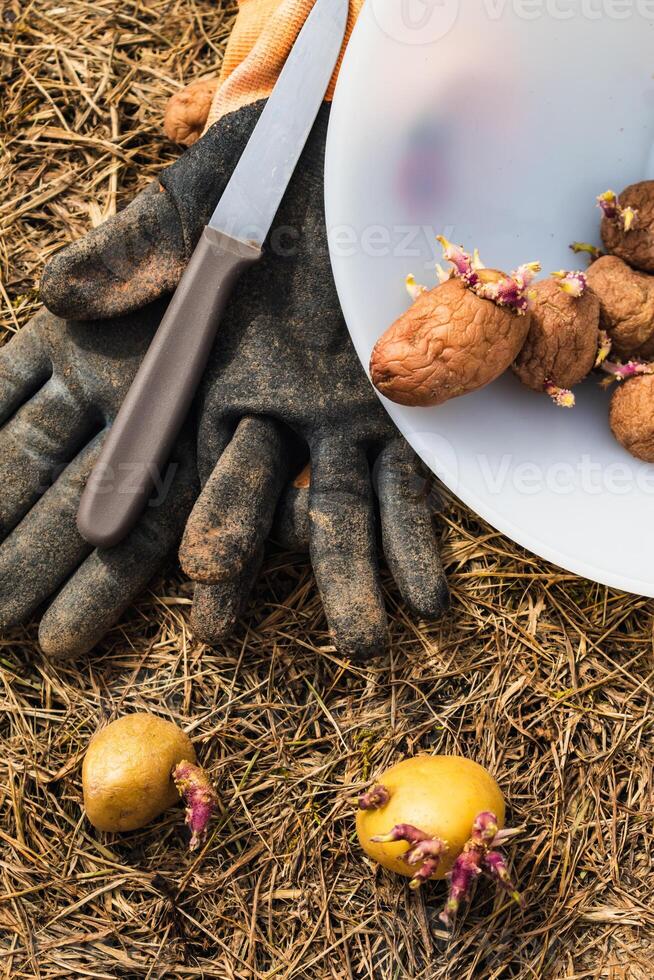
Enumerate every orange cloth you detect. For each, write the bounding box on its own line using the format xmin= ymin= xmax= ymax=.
xmin=205 ymin=0 xmax=361 ymax=128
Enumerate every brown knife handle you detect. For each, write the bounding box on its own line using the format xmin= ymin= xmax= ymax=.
xmin=77 ymin=227 xmax=262 ymax=548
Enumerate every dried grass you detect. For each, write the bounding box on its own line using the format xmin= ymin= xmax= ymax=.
xmin=0 ymin=2 xmax=653 ymax=977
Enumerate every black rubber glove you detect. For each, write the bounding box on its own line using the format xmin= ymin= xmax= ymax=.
xmin=42 ymin=103 xmax=448 ymax=659
xmin=0 ymin=299 xmax=198 ymax=656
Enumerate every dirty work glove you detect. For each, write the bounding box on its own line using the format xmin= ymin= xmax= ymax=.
xmin=0 ymin=299 xmax=197 ymax=656
xmin=41 ymin=2 xmax=449 ymax=659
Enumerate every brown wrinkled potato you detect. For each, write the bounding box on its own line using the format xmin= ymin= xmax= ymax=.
xmin=586 ymin=255 xmax=654 ymax=359
xmin=609 ymin=374 xmax=654 ymax=462
xmin=163 ymin=77 xmax=218 ymax=147
xmin=513 ymin=278 xmax=600 ymax=392
xmin=83 ymin=713 xmax=195 ymax=833
xmin=601 ymin=181 xmax=654 ymax=273
xmin=370 ymin=277 xmax=531 ymax=407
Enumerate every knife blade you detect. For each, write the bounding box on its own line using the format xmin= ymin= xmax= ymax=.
xmin=77 ymin=0 xmax=349 ymax=548
xmin=210 ymin=1 xmax=348 ymax=246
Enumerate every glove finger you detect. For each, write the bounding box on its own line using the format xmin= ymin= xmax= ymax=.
xmin=0 ymin=378 xmax=97 ymax=537
xmin=272 ymin=463 xmax=310 ymax=552
xmin=309 ymin=437 xmax=387 ymax=659
xmin=40 ymin=183 xmax=187 ymax=321
xmin=39 ymin=435 xmax=198 ymax=658
xmin=0 ymin=312 xmax=52 ymax=426
xmin=180 ymin=416 xmax=290 ymax=583
xmin=0 ymin=437 xmax=101 ymax=628
xmin=190 ymin=547 xmax=265 ymax=645
xmin=376 ymin=440 xmax=450 ymax=618
xmin=41 ymin=107 xmax=264 ymax=322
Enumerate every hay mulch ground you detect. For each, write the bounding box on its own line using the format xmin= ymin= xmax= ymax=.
xmin=0 ymin=2 xmax=652 ymax=977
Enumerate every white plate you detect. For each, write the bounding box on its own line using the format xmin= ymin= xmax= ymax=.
xmin=325 ymin=0 xmax=654 ymax=595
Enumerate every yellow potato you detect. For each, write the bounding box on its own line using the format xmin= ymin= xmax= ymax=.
xmin=82 ymin=713 xmax=195 ymax=833
xmin=356 ymin=755 xmax=505 ymax=879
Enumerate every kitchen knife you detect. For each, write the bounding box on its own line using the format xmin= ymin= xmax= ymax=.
xmin=77 ymin=0 xmax=349 ymax=548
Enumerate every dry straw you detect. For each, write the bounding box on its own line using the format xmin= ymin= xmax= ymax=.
xmin=0 ymin=1 xmax=652 ymax=976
